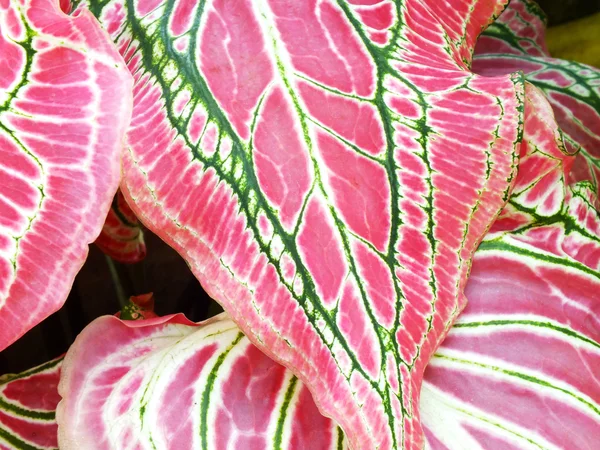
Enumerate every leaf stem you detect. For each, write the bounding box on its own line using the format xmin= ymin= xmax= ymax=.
xmin=104 ymin=254 xmax=128 ymax=308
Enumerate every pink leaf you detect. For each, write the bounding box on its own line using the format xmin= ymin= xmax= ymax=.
xmin=491 ymin=82 xmax=575 ymax=232
xmin=474 ymin=0 xmax=600 ymax=199
xmin=95 ymin=190 xmax=146 ymax=264
xmin=79 ymin=0 xmax=525 ymax=446
xmin=57 ymin=126 xmax=600 ymax=447
xmin=58 ymin=199 xmax=600 ymax=449
xmin=0 ymin=0 xmax=133 ymax=350
xmin=0 ymin=357 xmax=62 ymax=449
xmin=418 ymin=5 xmax=600 ymax=444
xmin=421 ymin=188 xmax=600 ymax=449
xmin=57 ymin=312 xmax=346 ymax=449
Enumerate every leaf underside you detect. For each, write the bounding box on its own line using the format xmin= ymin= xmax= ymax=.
xmin=95 ymin=190 xmax=146 ymax=264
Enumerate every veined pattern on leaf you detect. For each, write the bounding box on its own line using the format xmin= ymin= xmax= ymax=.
xmin=75 ymin=0 xmax=526 ymax=447
xmin=58 ymin=214 xmax=600 ymax=450
xmin=488 ymin=82 xmax=575 ymax=233
xmin=419 ymin=3 xmax=600 ymax=446
xmin=95 ymin=190 xmax=146 ymax=264
xmin=473 ymin=0 xmax=600 ymax=265
xmin=57 ymin=312 xmax=346 ymax=450
xmin=474 ymin=0 xmax=600 ymax=199
xmin=0 ymin=357 xmax=61 ymax=450
xmin=0 ymin=0 xmax=133 ymax=349
xmin=421 ymin=231 xmax=600 ymax=449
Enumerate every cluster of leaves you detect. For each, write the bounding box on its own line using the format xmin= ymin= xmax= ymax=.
xmin=0 ymin=0 xmax=598 ymax=448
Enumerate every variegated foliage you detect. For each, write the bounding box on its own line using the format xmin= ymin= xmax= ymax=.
xmin=0 ymin=0 xmax=133 ymax=349
xmin=57 ymin=312 xmax=347 ymax=450
xmin=422 ymin=88 xmax=600 ymax=446
xmin=420 ymin=3 xmax=600 ymax=446
xmin=57 ymin=181 xmax=600 ymax=450
xmin=95 ymin=190 xmax=146 ymax=264
xmin=422 ymin=195 xmax=600 ymax=449
xmin=0 ymin=294 xmax=154 ymax=450
xmin=0 ymin=357 xmax=61 ymax=450
xmin=70 ymin=0 xmax=527 ymax=446
xmin=56 ymin=56 xmax=600 ymax=448
xmin=2 ymin=0 xmax=599 ymax=449
xmin=474 ymin=0 xmax=600 ymax=199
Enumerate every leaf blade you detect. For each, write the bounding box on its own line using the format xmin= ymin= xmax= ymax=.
xmin=83 ymin=0 xmax=524 ymax=446
xmin=57 ymin=312 xmax=346 ymax=450
xmin=0 ymin=0 xmax=133 ymax=349
xmin=0 ymin=357 xmax=62 ymax=450
xmin=95 ymin=190 xmax=146 ymax=264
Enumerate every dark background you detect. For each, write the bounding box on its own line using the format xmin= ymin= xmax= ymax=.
xmin=1 ymin=0 xmax=599 ymax=374
xmin=0 ymin=228 xmax=219 ymax=373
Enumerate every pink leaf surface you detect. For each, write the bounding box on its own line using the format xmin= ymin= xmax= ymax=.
xmin=422 ymin=183 xmax=600 ymax=449
xmin=56 ymin=140 xmax=600 ymax=450
xmin=0 ymin=0 xmax=133 ymax=349
xmin=474 ymin=0 xmax=600 ymax=198
xmin=0 ymin=295 xmax=152 ymax=450
xmin=57 ymin=312 xmax=346 ymax=450
xmin=78 ymin=0 xmax=526 ymax=446
xmin=418 ymin=4 xmax=600 ymax=444
xmin=95 ymin=190 xmax=146 ymax=264
xmin=0 ymin=357 xmax=62 ymax=449
xmin=490 ymin=82 xmax=575 ymax=233
xmin=58 ymin=198 xmax=600 ymax=449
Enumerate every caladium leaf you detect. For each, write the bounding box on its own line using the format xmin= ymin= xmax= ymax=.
xmin=0 ymin=294 xmax=152 ymax=450
xmin=474 ymin=0 xmax=600 ymax=197
xmin=95 ymin=190 xmax=146 ymax=264
xmin=422 ymin=110 xmax=600 ymax=446
xmin=489 ymin=82 xmax=576 ymax=232
xmin=421 ymin=188 xmax=600 ymax=449
xmin=474 ymin=0 xmax=549 ymax=58
xmin=57 ymin=312 xmax=346 ymax=450
xmin=418 ymin=8 xmax=600 ymax=443
xmin=58 ymin=200 xmax=600 ymax=450
xmin=55 ymin=107 xmax=600 ymax=450
xmin=0 ymin=357 xmax=62 ymax=450
xmin=75 ymin=0 xmax=526 ymax=446
xmin=0 ymin=0 xmax=133 ymax=349
xmin=49 ymin=72 xmax=600 ymax=447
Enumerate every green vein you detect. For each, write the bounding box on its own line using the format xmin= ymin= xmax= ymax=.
xmin=433 ymin=353 xmax=600 ymax=416
xmin=453 ymin=319 xmax=600 ymax=349
xmin=199 ymin=332 xmax=244 ymax=449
